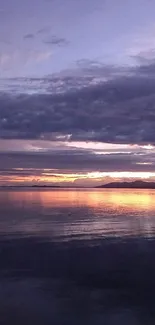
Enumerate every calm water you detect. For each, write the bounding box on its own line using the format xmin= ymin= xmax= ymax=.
xmin=1 ymin=189 xmax=155 ymax=324
xmin=0 ymin=188 xmax=155 ymax=239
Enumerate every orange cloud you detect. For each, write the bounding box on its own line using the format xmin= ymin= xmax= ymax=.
xmin=1 ymin=170 xmax=155 ymax=186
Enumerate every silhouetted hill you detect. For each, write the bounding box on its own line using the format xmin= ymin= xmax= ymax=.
xmin=96 ymin=180 xmax=155 ymax=189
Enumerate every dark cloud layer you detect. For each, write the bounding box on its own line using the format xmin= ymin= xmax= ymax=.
xmin=1 ymin=62 xmax=155 ymax=144
xmin=0 ymin=149 xmax=155 ymax=174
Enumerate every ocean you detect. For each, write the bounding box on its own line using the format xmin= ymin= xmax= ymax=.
xmin=0 ymin=188 xmax=155 ymax=324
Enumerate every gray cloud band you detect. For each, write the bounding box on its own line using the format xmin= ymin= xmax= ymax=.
xmin=0 ymin=61 xmax=155 ymax=144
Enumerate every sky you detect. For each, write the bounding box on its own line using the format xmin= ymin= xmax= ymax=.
xmin=0 ymin=0 xmax=155 ymax=77
xmin=0 ymin=0 xmax=155 ymax=186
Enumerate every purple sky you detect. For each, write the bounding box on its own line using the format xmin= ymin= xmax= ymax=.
xmin=0 ymin=0 xmax=155 ymax=185
xmin=1 ymin=0 xmax=155 ymax=77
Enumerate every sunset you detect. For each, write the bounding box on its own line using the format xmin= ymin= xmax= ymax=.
xmin=1 ymin=170 xmax=155 ymax=186
xmin=0 ymin=139 xmax=155 ymax=186
xmin=1 ymin=0 xmax=155 ymax=323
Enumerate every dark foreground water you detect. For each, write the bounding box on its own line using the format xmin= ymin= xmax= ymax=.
xmin=1 ymin=189 xmax=155 ymax=324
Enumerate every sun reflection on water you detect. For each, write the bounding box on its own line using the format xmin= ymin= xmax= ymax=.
xmin=2 ymin=189 xmax=155 ymax=211
xmin=0 ymin=189 xmax=155 ymax=239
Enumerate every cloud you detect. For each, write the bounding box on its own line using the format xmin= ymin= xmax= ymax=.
xmin=0 ymin=141 xmax=155 ymax=177
xmin=75 ymin=59 xmax=133 ymax=79
xmin=127 ymin=24 xmax=155 ymax=60
xmin=23 ymin=34 xmax=35 ymax=40
xmin=1 ymin=61 xmax=155 ymax=143
xmin=37 ymin=27 xmax=51 ymax=35
xmin=0 ymin=140 xmax=155 ymax=184
xmin=131 ymin=48 xmax=155 ymax=67
xmin=43 ymin=35 xmax=69 ymax=47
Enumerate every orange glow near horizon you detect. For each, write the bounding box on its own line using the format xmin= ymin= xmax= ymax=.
xmin=1 ymin=170 xmax=155 ymax=185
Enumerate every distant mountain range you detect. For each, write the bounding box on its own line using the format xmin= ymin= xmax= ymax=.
xmin=1 ymin=181 xmax=155 ymax=189
xmin=96 ymin=180 xmax=155 ymax=189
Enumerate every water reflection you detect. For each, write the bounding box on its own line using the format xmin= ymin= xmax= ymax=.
xmin=1 ymin=189 xmax=155 ymax=324
xmin=0 ymin=189 xmax=155 ymax=239
xmin=0 ymin=188 xmax=154 ymax=209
